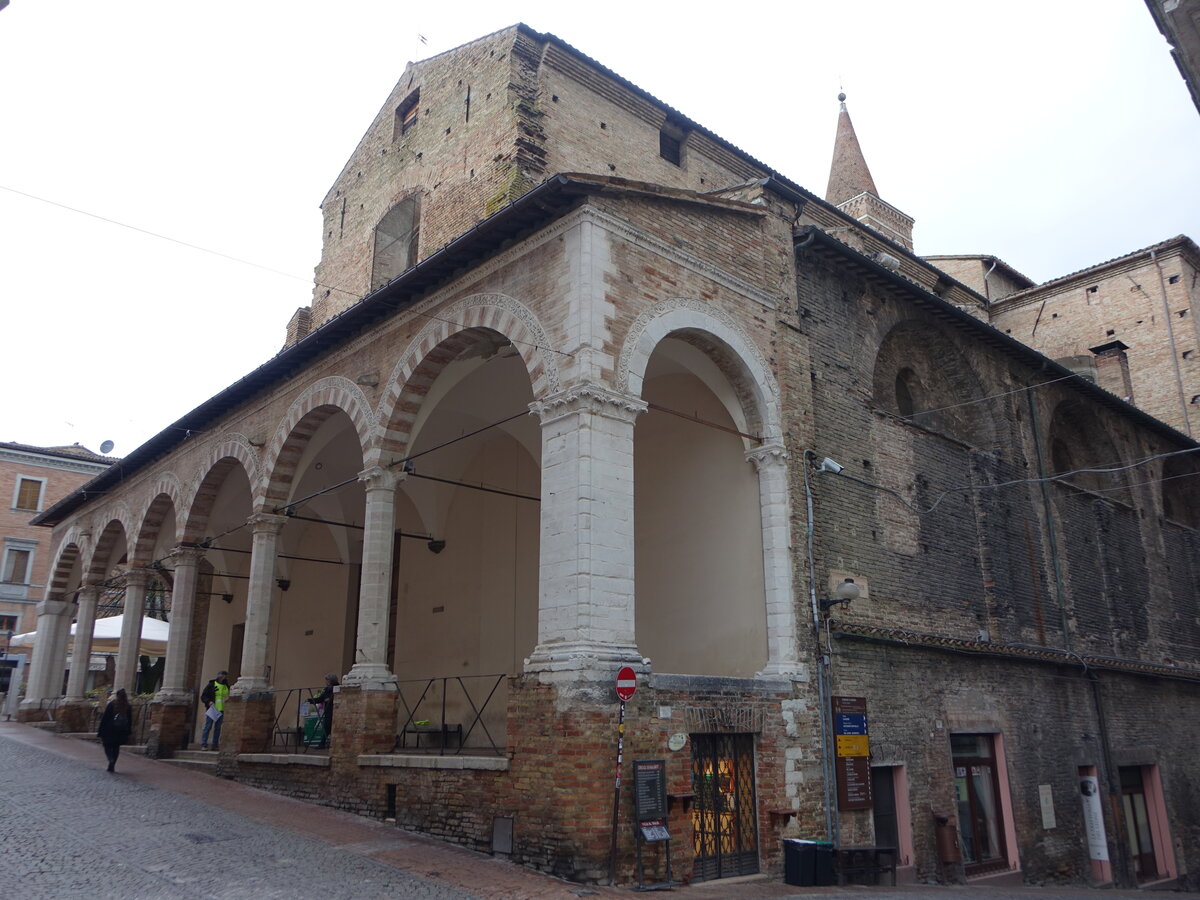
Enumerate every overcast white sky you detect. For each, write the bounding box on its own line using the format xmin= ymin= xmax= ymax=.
xmin=2 ymin=1 xmax=1197 ymax=457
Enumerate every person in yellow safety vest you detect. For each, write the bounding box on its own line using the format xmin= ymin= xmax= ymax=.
xmin=199 ymin=670 xmax=230 ymax=750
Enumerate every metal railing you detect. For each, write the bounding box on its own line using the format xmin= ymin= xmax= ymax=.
xmin=86 ymin=700 xmax=152 ymax=746
xmin=396 ymin=673 xmax=507 ymax=756
xmin=268 ymin=685 xmax=328 ymax=753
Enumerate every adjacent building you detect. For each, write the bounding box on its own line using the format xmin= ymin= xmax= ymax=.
xmin=20 ymin=25 xmax=1200 ymax=890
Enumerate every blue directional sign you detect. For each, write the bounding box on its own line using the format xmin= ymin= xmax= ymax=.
xmin=835 ymin=713 xmax=867 ymax=735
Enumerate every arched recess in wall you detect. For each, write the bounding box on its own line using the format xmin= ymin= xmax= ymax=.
xmin=371 ymin=195 xmax=421 ymax=290
xmin=1161 ymin=452 xmax=1200 ymax=528
xmin=871 ymin=319 xmax=995 ymax=448
xmin=380 ymin=321 xmax=542 ymax=747
xmin=621 ymin=304 xmax=780 ymax=678
xmin=1045 ymin=399 xmax=1130 ymax=501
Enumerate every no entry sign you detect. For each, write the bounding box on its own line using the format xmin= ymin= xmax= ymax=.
xmin=616 ymin=666 xmax=637 ymax=702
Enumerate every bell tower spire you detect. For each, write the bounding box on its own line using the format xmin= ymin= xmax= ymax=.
xmin=823 ymin=92 xmax=914 ymax=251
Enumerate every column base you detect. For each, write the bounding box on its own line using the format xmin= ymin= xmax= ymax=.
xmin=524 ymin=640 xmax=646 ymax=676
xmin=55 ymin=699 xmax=96 ymax=733
xmin=341 ymin=663 xmax=397 ymax=691
xmin=229 ymin=676 xmax=271 ymax=697
xmin=330 ymin=685 xmax=397 ymax=758
xmin=221 ymin=692 xmax=275 ymax=756
xmin=146 ymin=700 xmax=193 ymax=758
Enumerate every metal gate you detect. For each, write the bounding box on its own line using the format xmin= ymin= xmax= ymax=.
xmin=691 ymin=733 xmax=759 ymax=881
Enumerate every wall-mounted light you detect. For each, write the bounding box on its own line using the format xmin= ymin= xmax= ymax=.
xmin=819 ymin=577 xmax=861 ymax=612
xmin=427 ymin=540 xmax=446 ymax=555
xmin=221 ymin=594 xmax=234 ymax=605
xmin=276 ymin=578 xmax=291 ymax=592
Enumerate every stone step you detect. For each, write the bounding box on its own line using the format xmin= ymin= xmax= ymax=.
xmin=172 ymin=749 xmax=218 ymax=761
xmin=162 ymin=757 xmax=219 ymax=774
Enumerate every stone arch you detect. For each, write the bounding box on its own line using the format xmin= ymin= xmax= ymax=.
xmin=617 ymin=299 xmax=781 ymax=444
xmin=130 ymin=473 xmax=185 ymax=564
xmin=871 ymin=319 xmax=996 ymax=448
xmin=374 ymin=293 xmax=559 ymax=464
xmin=46 ymin=541 xmax=82 ymax=601
xmin=260 ymin=377 xmax=374 ymax=508
xmin=183 ymin=436 xmax=260 ymax=543
xmin=130 ymin=492 xmax=179 ymax=567
xmin=86 ymin=516 xmax=131 ymax=582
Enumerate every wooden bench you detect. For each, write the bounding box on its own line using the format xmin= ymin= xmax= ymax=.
xmin=835 ymin=845 xmax=898 ymax=886
xmin=398 ymin=723 xmax=463 ymax=749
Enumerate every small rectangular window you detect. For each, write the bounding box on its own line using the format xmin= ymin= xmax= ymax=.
xmin=2 ymin=548 xmax=31 ymax=584
xmin=0 ymin=614 xmax=18 ymax=633
xmin=1168 ymin=274 xmax=1180 ymax=284
xmin=659 ymin=120 xmax=686 ymax=167
xmin=394 ymin=89 xmax=420 ymax=140
xmin=14 ymin=477 xmax=44 ymax=511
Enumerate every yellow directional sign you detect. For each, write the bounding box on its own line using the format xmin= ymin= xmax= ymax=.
xmin=836 ymin=734 xmax=870 ymax=757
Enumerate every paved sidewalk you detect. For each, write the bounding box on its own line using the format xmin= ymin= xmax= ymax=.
xmin=4 ymin=722 xmax=1198 ymax=900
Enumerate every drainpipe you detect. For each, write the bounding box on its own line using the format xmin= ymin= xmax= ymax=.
xmin=802 ymin=450 xmax=837 ymax=843
xmin=1149 ymin=249 xmax=1193 ymax=437
xmin=982 ymin=259 xmax=998 ymax=306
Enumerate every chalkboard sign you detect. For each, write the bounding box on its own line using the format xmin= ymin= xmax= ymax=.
xmin=634 ymin=759 xmax=668 ymax=821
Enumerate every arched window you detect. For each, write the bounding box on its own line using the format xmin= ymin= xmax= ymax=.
xmin=371 ymin=197 xmax=420 ymax=289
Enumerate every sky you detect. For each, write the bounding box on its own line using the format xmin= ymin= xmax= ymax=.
xmin=2 ymin=0 xmax=1197 ymax=457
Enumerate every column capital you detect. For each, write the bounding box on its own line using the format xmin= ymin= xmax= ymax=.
xmin=246 ymin=512 xmax=289 ymax=535
xmin=168 ymin=544 xmax=206 ymax=567
xmin=36 ymin=598 xmax=73 ymax=617
xmin=124 ymin=568 xmax=153 ymax=590
xmin=529 ymin=382 xmax=647 ymax=426
xmin=746 ymin=440 xmax=788 ymax=471
xmin=358 ymin=465 xmax=405 ymax=493
xmin=75 ymin=583 xmax=101 ymax=604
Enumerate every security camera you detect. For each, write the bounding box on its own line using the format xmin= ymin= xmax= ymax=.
xmin=819 ymin=457 xmax=844 ymax=474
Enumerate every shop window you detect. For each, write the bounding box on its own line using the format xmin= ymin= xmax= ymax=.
xmin=951 ymin=733 xmax=1013 ymax=876
xmin=691 ymin=733 xmax=758 ymax=881
xmin=13 ymin=476 xmax=45 ymax=511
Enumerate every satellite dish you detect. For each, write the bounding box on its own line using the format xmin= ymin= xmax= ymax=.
xmin=100 ymin=440 xmax=115 ymax=455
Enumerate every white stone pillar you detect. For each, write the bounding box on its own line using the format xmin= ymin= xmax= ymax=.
xmin=231 ymin=513 xmax=287 ymax=696
xmin=155 ymin=546 xmax=205 ymax=703
xmin=114 ymin=570 xmax=150 ymax=694
xmin=65 ymin=584 xmax=100 ymax=700
xmin=747 ymin=442 xmax=804 ymax=678
xmin=343 ymin=466 xmax=403 ymax=688
xmin=526 ymin=383 xmax=647 ymax=672
xmin=23 ymin=598 xmax=74 ymax=703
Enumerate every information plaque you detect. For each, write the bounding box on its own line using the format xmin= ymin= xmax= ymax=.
xmin=634 ymin=759 xmax=668 ymax=821
xmin=832 ymin=696 xmax=873 ymax=810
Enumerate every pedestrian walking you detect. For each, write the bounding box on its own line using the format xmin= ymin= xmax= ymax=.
xmin=97 ymin=688 xmax=133 ymax=773
xmin=309 ymin=673 xmax=338 ymax=749
xmin=199 ymin=670 xmax=230 ymax=750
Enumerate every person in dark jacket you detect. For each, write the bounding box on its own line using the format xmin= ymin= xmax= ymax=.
xmin=309 ymin=673 xmax=338 ymax=749
xmin=97 ymin=688 xmax=133 ymax=773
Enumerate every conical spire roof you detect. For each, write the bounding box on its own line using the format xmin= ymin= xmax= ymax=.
xmin=825 ymin=93 xmax=878 ymax=207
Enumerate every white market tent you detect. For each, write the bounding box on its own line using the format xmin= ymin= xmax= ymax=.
xmin=10 ymin=614 xmax=169 ymax=658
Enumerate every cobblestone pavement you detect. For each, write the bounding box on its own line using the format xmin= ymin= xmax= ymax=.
xmin=3 ymin=723 xmax=1198 ymax=900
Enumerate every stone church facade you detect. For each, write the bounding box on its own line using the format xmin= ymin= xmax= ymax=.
xmin=23 ymin=25 xmax=1200 ymax=889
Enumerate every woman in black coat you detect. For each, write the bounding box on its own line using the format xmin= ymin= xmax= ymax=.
xmin=310 ymin=673 xmax=338 ymax=749
xmin=97 ymin=688 xmax=133 ymax=773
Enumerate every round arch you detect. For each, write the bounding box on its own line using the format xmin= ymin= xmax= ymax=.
xmin=374 ymin=293 xmax=559 ymax=465
xmin=183 ymin=437 xmax=260 ymax=543
xmin=617 ymin=299 xmax=781 ymax=444
xmin=45 ymin=541 xmax=83 ymax=601
xmin=259 ymin=377 xmax=374 ymax=508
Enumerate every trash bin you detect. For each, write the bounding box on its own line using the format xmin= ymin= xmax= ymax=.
xmin=813 ymin=841 xmax=836 ymax=886
xmin=783 ymin=839 xmax=815 ymax=886
xmin=303 ymin=712 xmax=326 ymax=747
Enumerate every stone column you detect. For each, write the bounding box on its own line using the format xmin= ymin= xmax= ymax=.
xmin=114 ymin=570 xmax=150 ymax=695
xmin=155 ymin=546 xmax=205 ymax=702
xmin=526 ymin=383 xmax=647 ymax=672
xmin=231 ymin=513 xmax=288 ymax=696
xmin=65 ymin=584 xmax=100 ymax=700
xmin=747 ymin=442 xmax=804 ymax=678
xmin=20 ymin=598 xmax=73 ymax=706
xmin=343 ymin=465 xmax=403 ymax=689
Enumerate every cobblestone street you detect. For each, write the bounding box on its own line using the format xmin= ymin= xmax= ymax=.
xmin=3 ymin=722 xmax=1198 ymax=900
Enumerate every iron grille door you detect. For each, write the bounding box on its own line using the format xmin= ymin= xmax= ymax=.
xmin=691 ymin=733 xmax=759 ymax=881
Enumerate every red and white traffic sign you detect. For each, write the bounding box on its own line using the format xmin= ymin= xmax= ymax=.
xmin=615 ymin=666 xmax=637 ymax=702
